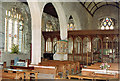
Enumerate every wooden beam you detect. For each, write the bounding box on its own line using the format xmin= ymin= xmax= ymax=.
xmin=87 ymin=2 xmax=92 ymax=9
xmin=79 ymin=2 xmax=93 ymax=16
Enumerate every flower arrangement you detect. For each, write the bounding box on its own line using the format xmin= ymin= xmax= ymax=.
xmin=100 ymin=62 xmax=110 ymax=70
xmin=11 ymin=44 xmax=19 ymax=54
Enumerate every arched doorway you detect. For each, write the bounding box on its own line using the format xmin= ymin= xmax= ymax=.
xmin=41 ymin=3 xmax=60 ymax=58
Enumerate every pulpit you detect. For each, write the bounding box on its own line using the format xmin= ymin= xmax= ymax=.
xmin=53 ymin=40 xmax=68 ymax=61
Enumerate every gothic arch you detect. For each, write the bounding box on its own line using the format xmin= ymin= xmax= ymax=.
xmin=27 ymin=1 xmax=68 ymax=64
xmin=42 ymin=2 xmax=68 ymax=39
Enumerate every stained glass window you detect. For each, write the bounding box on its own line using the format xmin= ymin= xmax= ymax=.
xmin=4 ymin=8 xmax=24 ymax=53
xmin=8 ymin=19 xmax=13 ymax=52
xmin=101 ymin=18 xmax=114 ymax=30
xmin=68 ymin=16 xmax=75 ymax=31
xmin=13 ymin=20 xmax=18 ymax=45
xmin=18 ymin=21 xmax=23 ymax=52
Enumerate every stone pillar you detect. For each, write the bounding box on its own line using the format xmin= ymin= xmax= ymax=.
xmin=28 ymin=2 xmax=44 ymax=64
xmin=59 ymin=14 xmax=68 ymax=40
xmin=28 ymin=2 xmax=68 ymax=64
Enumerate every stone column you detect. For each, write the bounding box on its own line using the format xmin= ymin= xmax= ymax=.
xmin=28 ymin=2 xmax=44 ymax=64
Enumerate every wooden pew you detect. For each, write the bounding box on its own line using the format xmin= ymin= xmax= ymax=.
xmin=81 ymin=63 xmax=119 ymax=79
xmin=2 ymin=68 xmax=38 ymax=79
xmin=38 ymin=62 xmax=66 ymax=78
xmin=33 ymin=60 xmax=80 ymax=78
xmin=32 ymin=65 xmax=57 ymax=79
xmin=42 ymin=60 xmax=80 ymax=75
xmin=2 ymin=69 xmax=24 ymax=79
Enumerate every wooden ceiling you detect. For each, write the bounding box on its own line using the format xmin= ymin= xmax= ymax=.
xmin=79 ymin=1 xmax=119 ymax=16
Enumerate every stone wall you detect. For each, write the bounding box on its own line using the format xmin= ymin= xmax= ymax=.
xmin=41 ymin=13 xmax=60 ymax=31
xmin=41 ymin=12 xmax=60 ymax=57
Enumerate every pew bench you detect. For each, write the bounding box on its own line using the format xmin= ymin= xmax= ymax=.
xmin=68 ymin=74 xmax=117 ymax=81
xmin=2 ymin=68 xmax=38 ymax=79
xmin=40 ymin=60 xmax=80 ymax=75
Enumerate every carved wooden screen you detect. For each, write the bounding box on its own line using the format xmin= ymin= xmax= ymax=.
xmin=74 ymin=36 xmax=82 ymax=61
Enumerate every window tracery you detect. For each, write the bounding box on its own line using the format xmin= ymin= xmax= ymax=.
xmin=101 ymin=18 xmax=114 ymax=30
xmin=5 ymin=7 xmax=24 ymax=53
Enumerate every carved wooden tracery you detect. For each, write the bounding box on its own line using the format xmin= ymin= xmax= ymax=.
xmin=42 ymin=30 xmax=118 ymax=63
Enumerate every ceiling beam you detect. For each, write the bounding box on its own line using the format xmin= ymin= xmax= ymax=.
xmin=84 ymin=0 xmax=87 ymax=5
xmin=79 ymin=2 xmax=93 ymax=16
xmin=87 ymin=2 xmax=92 ymax=8
xmin=94 ymin=2 xmax=98 ymax=8
xmin=90 ymin=2 xmax=99 ymax=13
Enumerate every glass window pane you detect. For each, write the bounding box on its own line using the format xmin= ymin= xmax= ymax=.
xmin=6 ymin=10 xmax=8 ymax=15
xmin=4 ymin=18 xmax=7 ymax=51
xmin=8 ymin=19 xmax=12 ymax=52
xmin=8 ymin=11 xmax=11 ymax=16
xmin=101 ymin=18 xmax=114 ymax=30
xmin=13 ymin=20 xmax=18 ymax=45
xmin=19 ymin=31 xmax=22 ymax=52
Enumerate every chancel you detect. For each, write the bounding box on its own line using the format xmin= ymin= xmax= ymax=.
xmin=0 ymin=0 xmax=119 ymax=81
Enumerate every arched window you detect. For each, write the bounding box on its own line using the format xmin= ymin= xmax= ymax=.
xmin=68 ymin=16 xmax=75 ymax=31
xmin=74 ymin=37 xmax=82 ymax=54
xmin=100 ymin=18 xmax=114 ymax=30
xmin=4 ymin=7 xmax=24 ymax=53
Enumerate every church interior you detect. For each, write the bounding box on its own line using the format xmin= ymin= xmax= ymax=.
xmin=0 ymin=0 xmax=119 ymax=80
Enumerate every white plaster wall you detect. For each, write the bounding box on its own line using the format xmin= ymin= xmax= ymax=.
xmin=61 ymin=2 xmax=92 ymax=30
xmin=93 ymin=5 xmax=119 ymax=29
